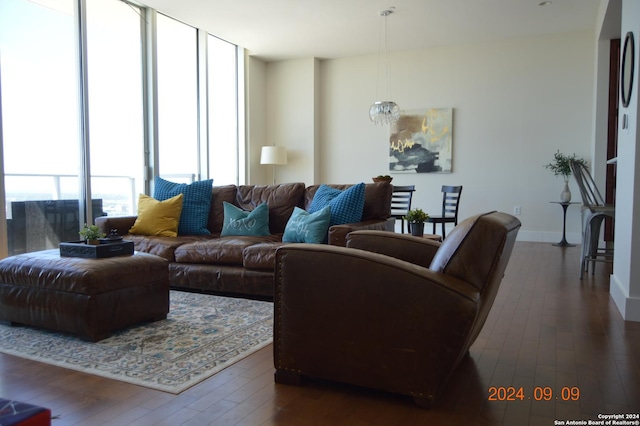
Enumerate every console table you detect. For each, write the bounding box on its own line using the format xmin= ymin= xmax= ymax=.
xmin=550 ymin=201 xmax=580 ymax=247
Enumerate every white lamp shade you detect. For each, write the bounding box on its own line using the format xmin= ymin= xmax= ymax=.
xmin=260 ymin=146 xmax=287 ymax=165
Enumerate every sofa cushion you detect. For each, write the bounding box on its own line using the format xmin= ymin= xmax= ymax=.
xmin=154 ymin=177 xmax=213 ymax=235
xmin=243 ymin=242 xmax=287 ymax=271
xmin=283 ymin=206 xmax=331 ymax=244
xmin=221 ymin=202 xmax=270 ymax=237
xmin=128 ymin=193 xmax=183 ymax=237
xmin=174 ymin=235 xmax=282 ymax=265
xmin=309 ymin=183 xmax=365 ymax=226
xmin=207 ymin=185 xmax=238 ymax=234
xmin=126 ymin=234 xmax=207 ymax=262
xmin=235 ymin=183 xmax=306 ymax=234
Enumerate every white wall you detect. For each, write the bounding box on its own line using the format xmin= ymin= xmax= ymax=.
xmin=246 ymin=55 xmax=267 ymax=185
xmin=316 ymin=32 xmax=595 ymax=241
xmin=609 ymin=0 xmax=640 ymax=322
xmin=265 ymin=58 xmax=318 ymax=185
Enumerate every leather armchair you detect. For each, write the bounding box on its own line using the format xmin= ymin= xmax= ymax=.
xmin=273 ymin=211 xmax=521 ymax=408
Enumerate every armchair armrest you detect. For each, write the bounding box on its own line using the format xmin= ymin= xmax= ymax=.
xmin=95 ymin=215 xmax=137 ymax=236
xmin=274 ymin=244 xmax=479 ymax=404
xmin=346 ymin=230 xmax=441 ymax=269
xmin=328 ymin=219 xmax=392 ymax=246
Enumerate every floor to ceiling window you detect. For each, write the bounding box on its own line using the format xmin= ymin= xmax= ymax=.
xmin=208 ymin=35 xmax=239 ymax=185
xmin=0 ymin=0 xmax=242 ymax=256
xmin=0 ymin=0 xmax=83 ymax=255
xmin=86 ymin=0 xmax=145 ymax=216
xmin=156 ymin=14 xmax=199 ymax=183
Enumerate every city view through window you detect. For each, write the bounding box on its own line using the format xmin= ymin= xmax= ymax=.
xmin=0 ymin=0 xmax=240 ymax=254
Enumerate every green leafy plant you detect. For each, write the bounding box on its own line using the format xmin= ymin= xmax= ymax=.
xmin=79 ymin=224 xmax=105 ymax=241
xmin=403 ymin=208 xmax=429 ymax=224
xmin=544 ymin=150 xmax=587 ymax=180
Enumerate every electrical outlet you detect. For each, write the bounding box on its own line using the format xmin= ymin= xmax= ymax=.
xmin=514 ymin=206 xmax=521 ymax=215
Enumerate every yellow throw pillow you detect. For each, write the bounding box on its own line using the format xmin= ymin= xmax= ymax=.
xmin=129 ymin=193 xmax=184 ymax=237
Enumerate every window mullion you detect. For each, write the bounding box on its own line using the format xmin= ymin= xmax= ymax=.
xmin=74 ymin=0 xmax=91 ymax=226
xmin=198 ymin=29 xmax=209 ymax=181
xmin=143 ymin=7 xmax=159 ymax=195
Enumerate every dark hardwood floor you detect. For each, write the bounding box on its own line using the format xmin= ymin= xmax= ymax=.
xmin=1 ymin=242 xmax=640 ymax=425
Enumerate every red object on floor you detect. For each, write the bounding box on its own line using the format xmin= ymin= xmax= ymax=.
xmin=0 ymin=399 xmax=51 ymax=426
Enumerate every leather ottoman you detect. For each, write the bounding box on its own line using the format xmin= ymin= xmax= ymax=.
xmin=0 ymin=249 xmax=169 ymax=341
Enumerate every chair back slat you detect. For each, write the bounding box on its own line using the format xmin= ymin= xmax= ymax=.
xmin=570 ymin=161 xmax=606 ymax=208
xmin=391 ymin=185 xmax=416 ymax=233
xmin=441 ymin=186 xmax=463 ymax=218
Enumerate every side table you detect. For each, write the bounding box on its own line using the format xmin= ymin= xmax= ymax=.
xmin=550 ymin=201 xmax=580 ymax=247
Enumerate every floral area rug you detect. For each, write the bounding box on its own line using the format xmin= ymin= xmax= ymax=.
xmin=0 ymin=291 xmax=273 ymax=394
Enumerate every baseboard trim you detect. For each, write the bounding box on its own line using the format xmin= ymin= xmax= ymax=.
xmin=610 ymin=274 xmax=640 ymax=322
xmin=516 ymin=230 xmax=582 ymax=244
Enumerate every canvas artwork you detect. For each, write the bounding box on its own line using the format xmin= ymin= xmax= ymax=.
xmin=389 ymin=108 xmax=453 ymax=173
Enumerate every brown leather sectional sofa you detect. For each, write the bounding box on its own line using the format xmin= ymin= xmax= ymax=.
xmin=96 ymin=182 xmax=392 ymax=300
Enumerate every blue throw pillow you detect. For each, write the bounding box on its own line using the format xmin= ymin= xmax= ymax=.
xmin=283 ymin=206 xmax=331 ymax=244
xmin=221 ymin=202 xmax=270 ymax=237
xmin=309 ymin=183 xmax=365 ymax=226
xmin=154 ymin=177 xmax=213 ymax=235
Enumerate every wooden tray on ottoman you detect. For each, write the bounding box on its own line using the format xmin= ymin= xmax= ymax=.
xmin=60 ymin=240 xmax=134 ymax=258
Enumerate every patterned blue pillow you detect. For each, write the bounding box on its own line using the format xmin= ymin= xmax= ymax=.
xmin=221 ymin=202 xmax=270 ymax=237
xmin=308 ymin=183 xmax=365 ymax=226
xmin=283 ymin=206 xmax=331 ymax=244
xmin=154 ymin=177 xmax=213 ymax=235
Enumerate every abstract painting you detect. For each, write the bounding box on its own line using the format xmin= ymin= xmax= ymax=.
xmin=389 ymin=108 xmax=453 ymax=173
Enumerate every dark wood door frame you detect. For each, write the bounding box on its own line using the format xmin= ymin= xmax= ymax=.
xmin=605 ymin=38 xmax=620 ymax=242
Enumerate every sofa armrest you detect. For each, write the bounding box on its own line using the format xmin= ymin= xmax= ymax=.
xmin=346 ymin=230 xmax=441 ymax=269
xmin=95 ymin=215 xmax=137 ymax=236
xmin=328 ymin=219 xmax=391 ymax=246
xmin=274 ymin=243 xmax=479 ymax=400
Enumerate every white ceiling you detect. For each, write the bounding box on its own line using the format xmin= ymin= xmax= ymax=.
xmin=137 ymin=0 xmax=602 ymax=61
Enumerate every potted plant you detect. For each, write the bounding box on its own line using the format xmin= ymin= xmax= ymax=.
xmin=404 ymin=208 xmax=429 ymax=237
xmin=79 ymin=224 xmax=106 ymax=245
xmin=544 ymin=150 xmax=587 ymax=202
xmin=372 ymin=174 xmax=393 ymax=183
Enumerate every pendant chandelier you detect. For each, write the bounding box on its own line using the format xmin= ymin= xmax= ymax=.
xmin=369 ymin=8 xmax=400 ymax=126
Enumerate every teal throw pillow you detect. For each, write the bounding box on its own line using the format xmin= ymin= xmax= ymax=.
xmin=283 ymin=206 xmax=331 ymax=244
xmin=154 ymin=177 xmax=214 ymax=235
xmin=221 ymin=202 xmax=270 ymax=237
xmin=308 ymin=183 xmax=365 ymax=226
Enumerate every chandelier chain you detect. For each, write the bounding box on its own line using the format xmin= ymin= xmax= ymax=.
xmin=370 ymin=8 xmax=400 ymax=126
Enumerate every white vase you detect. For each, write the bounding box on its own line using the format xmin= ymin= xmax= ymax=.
xmin=560 ymin=180 xmax=571 ymax=202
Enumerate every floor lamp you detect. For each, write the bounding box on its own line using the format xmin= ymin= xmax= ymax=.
xmin=260 ymin=146 xmax=288 ymax=185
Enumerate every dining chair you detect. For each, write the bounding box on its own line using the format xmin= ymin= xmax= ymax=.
xmin=391 ymin=185 xmax=416 ymax=233
xmin=570 ymin=160 xmax=615 ymax=278
xmin=425 ymin=185 xmax=463 ymax=239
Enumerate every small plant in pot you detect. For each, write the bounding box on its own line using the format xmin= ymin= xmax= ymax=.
xmin=79 ymin=224 xmax=106 ymax=245
xmin=543 ymin=150 xmax=587 ymax=202
xmin=404 ymin=208 xmax=429 ymax=237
